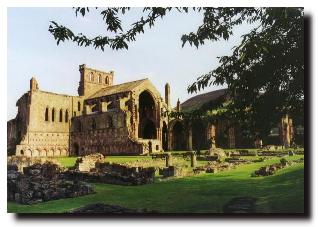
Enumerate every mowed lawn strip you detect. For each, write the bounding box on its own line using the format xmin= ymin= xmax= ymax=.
xmin=7 ymin=155 xmax=304 ymax=213
xmin=56 ymin=156 xmax=153 ymax=167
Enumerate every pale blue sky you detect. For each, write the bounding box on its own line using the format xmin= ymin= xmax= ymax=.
xmin=7 ymin=7 xmax=255 ymax=120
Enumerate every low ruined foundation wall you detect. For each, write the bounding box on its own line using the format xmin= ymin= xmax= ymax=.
xmin=7 ymin=163 xmax=94 ymax=205
xmin=137 ymin=139 xmax=162 ymax=154
xmin=7 ymin=155 xmax=62 ymax=172
xmin=64 ymin=162 xmax=155 ymax=186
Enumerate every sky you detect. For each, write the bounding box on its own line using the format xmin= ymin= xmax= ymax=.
xmin=7 ymin=7 xmax=255 ymax=120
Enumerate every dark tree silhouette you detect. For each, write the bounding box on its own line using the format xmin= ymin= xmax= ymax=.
xmin=49 ymin=7 xmax=304 ymax=137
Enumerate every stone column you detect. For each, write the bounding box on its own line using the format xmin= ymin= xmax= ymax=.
xmin=134 ymin=104 xmax=139 ymax=138
xmin=165 ymin=83 xmax=171 ymax=108
xmin=166 ymin=153 xmax=172 ymax=167
xmin=289 ymin=118 xmax=294 ymax=145
xmin=157 ymin=128 xmax=160 ymax=141
xmin=190 ymin=151 xmax=197 ymax=167
xmin=176 ymin=99 xmax=181 ymax=112
xmin=84 ymin=105 xmax=92 ymax=115
xmin=188 ymin=128 xmax=193 ymax=151
xmin=168 ymin=131 xmax=172 ymax=150
xmin=228 ymin=127 xmax=235 ymax=148
xmin=281 ymin=115 xmax=291 ymax=148
xmin=254 ymin=138 xmax=263 ymax=148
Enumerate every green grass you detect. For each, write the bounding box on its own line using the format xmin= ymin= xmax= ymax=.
xmin=56 ymin=148 xmax=304 ymax=168
xmin=56 ymin=156 xmax=153 ymax=168
xmin=107 ymin=155 xmax=152 ymax=163
xmin=8 ymin=155 xmax=304 ymax=214
xmin=57 ymin=157 xmax=78 ymax=167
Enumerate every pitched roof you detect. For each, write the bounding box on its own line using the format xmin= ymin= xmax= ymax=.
xmin=88 ymin=78 xmax=148 ymax=99
xmin=180 ymin=88 xmax=228 ymax=112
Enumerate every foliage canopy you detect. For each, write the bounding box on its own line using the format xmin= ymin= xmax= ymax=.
xmin=49 ymin=7 xmax=304 ymax=138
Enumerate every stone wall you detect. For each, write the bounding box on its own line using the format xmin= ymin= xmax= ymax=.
xmin=7 ymin=119 xmax=17 ymax=155
xmin=78 ymin=64 xmax=114 ymax=97
xmin=69 ymin=98 xmax=164 ymax=155
xmin=7 ymin=155 xmax=62 ymax=172
xmin=64 ymin=162 xmax=155 ymax=186
xmin=7 ymin=64 xmax=171 ymax=157
xmin=70 ymin=110 xmax=145 ymax=155
xmin=7 ymin=162 xmax=94 ymax=204
xmin=73 ymin=153 xmax=104 ymax=172
xmin=10 ymin=85 xmax=85 ymax=157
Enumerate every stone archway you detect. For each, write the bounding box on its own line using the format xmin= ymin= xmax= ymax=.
xmin=61 ymin=149 xmax=67 ymax=156
xmin=25 ymin=149 xmax=32 ymax=157
xmin=54 ymin=149 xmax=61 ymax=156
xmin=32 ymin=149 xmax=39 ymax=157
xmin=171 ymin=121 xmax=186 ymax=151
xmin=40 ymin=149 xmax=47 ymax=157
xmin=192 ymin=120 xmax=208 ymax=150
xmin=47 ymin=150 xmax=54 ymax=157
xmin=162 ymin=121 xmax=168 ymax=151
xmin=138 ymin=90 xmax=157 ymax=139
xmin=142 ymin=119 xmax=156 ymax=139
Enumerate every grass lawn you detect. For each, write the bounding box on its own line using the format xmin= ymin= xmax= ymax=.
xmin=56 ymin=156 xmax=153 ymax=167
xmin=7 ymin=155 xmax=304 ymax=214
xmin=57 ymin=153 xmax=208 ymax=169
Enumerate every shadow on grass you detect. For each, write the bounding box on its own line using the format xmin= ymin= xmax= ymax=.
xmin=8 ymin=162 xmax=304 ymax=215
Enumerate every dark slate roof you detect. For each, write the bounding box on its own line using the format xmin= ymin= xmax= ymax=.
xmin=180 ymin=88 xmax=228 ymax=112
xmin=88 ymin=78 xmax=148 ymax=99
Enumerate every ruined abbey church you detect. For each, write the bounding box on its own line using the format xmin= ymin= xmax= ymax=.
xmin=7 ymin=65 xmax=299 ymax=157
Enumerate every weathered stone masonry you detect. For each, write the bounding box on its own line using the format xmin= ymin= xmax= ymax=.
xmin=8 ymin=64 xmax=170 ymax=156
xmin=7 ymin=64 xmax=301 ymax=157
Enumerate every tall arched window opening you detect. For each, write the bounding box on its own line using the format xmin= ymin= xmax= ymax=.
xmin=89 ymin=72 xmax=94 ymax=82
xmin=65 ymin=110 xmax=69 ymax=122
xmin=52 ymin=108 xmax=55 ymax=122
xmin=45 ymin=108 xmax=49 ymax=121
xmin=59 ymin=109 xmax=63 ymax=122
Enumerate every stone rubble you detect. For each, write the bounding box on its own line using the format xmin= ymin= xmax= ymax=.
xmin=7 ymin=155 xmax=62 ymax=173
xmin=208 ymin=148 xmax=226 ymax=158
xmin=7 ymin=162 xmax=94 ymax=205
xmin=252 ymin=158 xmax=304 ymax=177
xmin=192 ymin=161 xmax=235 ymax=174
xmin=159 ymin=166 xmax=185 ymax=178
xmin=64 ymin=161 xmax=156 ymax=186
xmin=72 ymin=153 xmax=105 ymax=172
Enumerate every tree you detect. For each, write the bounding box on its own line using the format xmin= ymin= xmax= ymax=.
xmin=49 ymin=7 xmax=304 ymax=138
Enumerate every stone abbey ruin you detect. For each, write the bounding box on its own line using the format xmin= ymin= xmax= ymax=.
xmin=7 ymin=65 xmax=302 ymax=158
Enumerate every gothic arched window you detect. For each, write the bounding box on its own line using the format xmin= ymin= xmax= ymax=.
xmin=59 ymin=109 xmax=63 ymax=122
xmin=65 ymin=110 xmax=69 ymax=123
xmin=45 ymin=107 xmax=49 ymax=121
xmin=89 ymin=72 xmax=94 ymax=82
xmin=52 ymin=108 xmax=55 ymax=122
